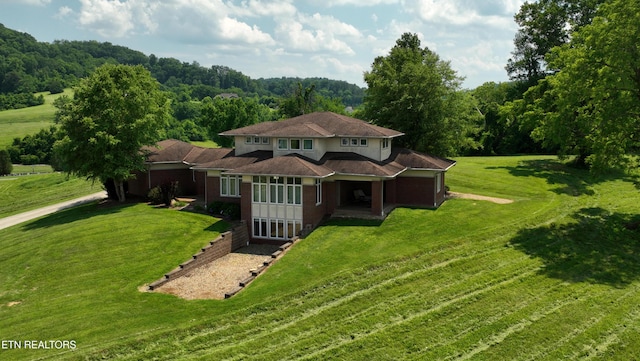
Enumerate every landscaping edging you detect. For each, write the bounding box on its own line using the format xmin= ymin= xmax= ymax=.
xmin=223 ymin=237 xmax=299 ymax=298
xmin=147 ymin=221 xmax=249 ymax=291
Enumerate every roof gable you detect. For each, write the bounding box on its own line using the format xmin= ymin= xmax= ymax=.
xmin=220 ymin=112 xmax=404 ymax=138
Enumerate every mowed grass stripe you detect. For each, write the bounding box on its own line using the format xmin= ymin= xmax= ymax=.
xmin=163 ymin=251 xmax=540 ymax=360
xmin=109 ymin=230 xmax=529 ymax=360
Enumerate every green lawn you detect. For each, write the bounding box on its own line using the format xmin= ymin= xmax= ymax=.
xmin=0 ymin=173 xmax=98 ymax=218
xmin=1 ymin=155 xmax=640 ymax=360
xmin=0 ymin=89 xmax=72 ymax=148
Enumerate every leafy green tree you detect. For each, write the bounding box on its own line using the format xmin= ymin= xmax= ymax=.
xmin=54 ymin=64 xmax=170 ymax=201
xmin=0 ymin=149 xmax=12 ymax=176
xmin=363 ymin=33 xmax=479 ymax=156
xmin=201 ymin=97 xmax=276 ymax=147
xmin=506 ymin=0 xmax=604 ymax=86
xmin=530 ymin=0 xmax=640 ymax=171
xmin=279 ymin=83 xmax=317 ymax=118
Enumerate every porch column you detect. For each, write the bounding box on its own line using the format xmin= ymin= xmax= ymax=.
xmin=371 ymin=180 xmax=383 ymax=216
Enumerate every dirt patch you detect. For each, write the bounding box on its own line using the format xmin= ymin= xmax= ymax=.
xmin=154 ymin=244 xmax=279 ymax=300
xmin=6 ymin=301 xmax=21 ymax=307
xmin=448 ymin=192 xmax=514 ymax=204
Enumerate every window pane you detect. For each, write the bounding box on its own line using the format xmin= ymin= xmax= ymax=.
xmin=360 ymin=138 xmax=367 ymax=146
xmin=270 ymin=184 xmax=276 ymax=203
xmin=341 ymin=138 xmax=348 ymax=146
xmin=253 ymin=137 xmax=260 ymax=144
xmin=287 ymin=221 xmax=294 ymax=238
xmin=221 ymin=177 xmax=228 ymax=195
xmin=260 ymin=219 xmax=267 ymax=237
xmin=303 ymin=139 xmax=313 ymax=150
xmin=245 ymin=137 xmax=252 ymax=144
xmin=295 ymin=186 xmax=301 ymax=204
xmin=277 ymin=185 xmax=284 ymax=203
xmin=260 ymin=184 xmax=267 ymax=203
xmin=253 ymin=219 xmax=260 ymax=237
xmin=253 ymin=184 xmax=259 ymax=202
xmin=278 ymin=220 xmax=285 ymax=239
xmin=290 ymin=139 xmax=300 ymax=150
xmin=351 ymin=138 xmax=358 ymax=146
xmin=230 ymin=177 xmax=236 ymax=196
xmin=261 ymin=137 xmax=269 ymax=144
xmin=287 ymin=185 xmax=294 ymax=204
xmin=278 ymin=139 xmax=288 ymax=149
xmin=270 ymin=220 xmax=277 ymax=237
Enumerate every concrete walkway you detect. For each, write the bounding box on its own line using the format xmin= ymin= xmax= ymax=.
xmin=0 ymin=191 xmax=108 ymax=231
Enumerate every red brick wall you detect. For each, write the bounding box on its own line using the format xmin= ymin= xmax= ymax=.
xmin=394 ymin=176 xmax=437 ymax=207
xmin=240 ymin=182 xmax=252 ymax=233
xmin=302 ymin=184 xmax=326 ymax=230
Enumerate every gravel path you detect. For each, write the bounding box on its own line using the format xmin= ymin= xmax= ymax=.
xmin=155 ymin=244 xmax=280 ymax=300
xmin=447 ymin=192 xmax=514 ymax=204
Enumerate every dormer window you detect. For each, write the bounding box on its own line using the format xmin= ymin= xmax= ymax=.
xmin=382 ymin=138 xmax=390 ymax=149
xmin=290 ymin=139 xmax=301 ymax=150
xmin=303 ymin=139 xmax=313 ymax=150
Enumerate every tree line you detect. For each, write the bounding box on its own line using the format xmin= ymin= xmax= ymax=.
xmin=3 ymin=0 xmax=638 ymax=177
xmin=0 ymin=23 xmax=365 ymax=109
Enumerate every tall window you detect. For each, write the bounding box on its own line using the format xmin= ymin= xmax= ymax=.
xmin=269 ymin=177 xmax=285 ymax=204
xmin=382 ymin=138 xmax=390 ymax=149
xmin=252 ymin=176 xmax=267 ymax=203
xmin=220 ymin=175 xmax=241 ymax=197
xmin=287 ymin=177 xmax=302 ymax=205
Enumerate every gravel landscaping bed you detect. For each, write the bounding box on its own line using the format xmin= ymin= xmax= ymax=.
xmin=155 ymin=244 xmax=280 ymax=300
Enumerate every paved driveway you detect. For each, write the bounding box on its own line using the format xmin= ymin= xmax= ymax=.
xmin=0 ymin=191 xmax=108 ymax=231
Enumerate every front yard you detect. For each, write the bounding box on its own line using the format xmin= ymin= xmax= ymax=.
xmin=1 ymin=155 xmax=639 ymax=360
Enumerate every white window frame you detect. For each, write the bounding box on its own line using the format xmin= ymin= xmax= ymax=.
xmin=360 ymin=138 xmax=368 ymax=146
xmin=261 ymin=137 xmax=270 ymax=144
xmin=436 ymin=173 xmax=442 ymax=193
xmin=252 ymin=176 xmax=268 ymax=203
xmin=382 ymin=138 xmax=390 ymax=149
xmin=303 ymin=139 xmax=313 ymax=150
xmin=253 ymin=218 xmax=268 ymax=238
xmin=220 ymin=175 xmax=241 ymax=197
xmin=245 ymin=136 xmax=252 ymax=144
xmin=341 ymin=138 xmax=349 ymax=146
xmin=277 ymin=138 xmax=288 ymax=150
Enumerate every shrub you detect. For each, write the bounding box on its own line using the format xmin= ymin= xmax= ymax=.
xmin=147 ymin=185 xmax=163 ymax=205
xmin=208 ymin=201 xmax=241 ymax=220
xmin=0 ymin=149 xmax=12 ymax=176
xmin=148 ymin=181 xmax=179 ymax=206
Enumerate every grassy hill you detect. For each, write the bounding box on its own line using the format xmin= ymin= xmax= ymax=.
xmin=1 ymin=155 xmax=639 ymax=360
xmin=0 ymin=89 xmax=71 ymax=148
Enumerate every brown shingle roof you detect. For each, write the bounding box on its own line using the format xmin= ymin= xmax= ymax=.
xmin=220 ymin=112 xmax=404 ymax=138
xmin=390 ymin=148 xmax=456 ymax=171
xmin=143 ymin=139 xmax=233 ymax=165
xmin=226 ymin=153 xmax=334 ymax=178
xmin=191 ymin=150 xmax=273 ymax=171
xmin=320 ymin=152 xmax=407 ymax=178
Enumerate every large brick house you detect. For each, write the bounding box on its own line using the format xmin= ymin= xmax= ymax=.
xmin=128 ymin=112 xmax=455 ymax=242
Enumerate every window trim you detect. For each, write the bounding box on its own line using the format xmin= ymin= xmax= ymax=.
xmin=290 ymin=138 xmax=301 ymax=150
xmin=277 ymin=138 xmax=288 ymax=150
xmin=303 ymin=139 xmax=313 ymax=150
xmin=220 ymin=175 xmax=241 ymax=197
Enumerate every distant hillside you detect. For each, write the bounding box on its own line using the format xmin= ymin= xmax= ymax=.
xmin=0 ymin=23 xmax=365 ymax=107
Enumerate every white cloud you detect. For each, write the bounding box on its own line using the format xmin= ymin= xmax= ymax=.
xmin=312 ymin=0 xmax=399 ymax=6
xmin=411 ymin=0 xmax=524 ymax=29
xmin=275 ymin=19 xmax=356 ymax=55
xmin=227 ymin=0 xmax=297 ymax=18
xmin=77 ymin=0 xmax=134 ymax=38
xmin=55 ymin=6 xmax=73 ymax=19
xmin=218 ymin=17 xmax=275 ymax=45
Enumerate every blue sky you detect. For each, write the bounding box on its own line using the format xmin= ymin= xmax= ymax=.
xmin=2 ymin=0 xmax=526 ymax=89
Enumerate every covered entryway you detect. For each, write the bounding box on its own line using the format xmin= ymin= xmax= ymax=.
xmin=333 ymin=179 xmax=387 ymax=218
